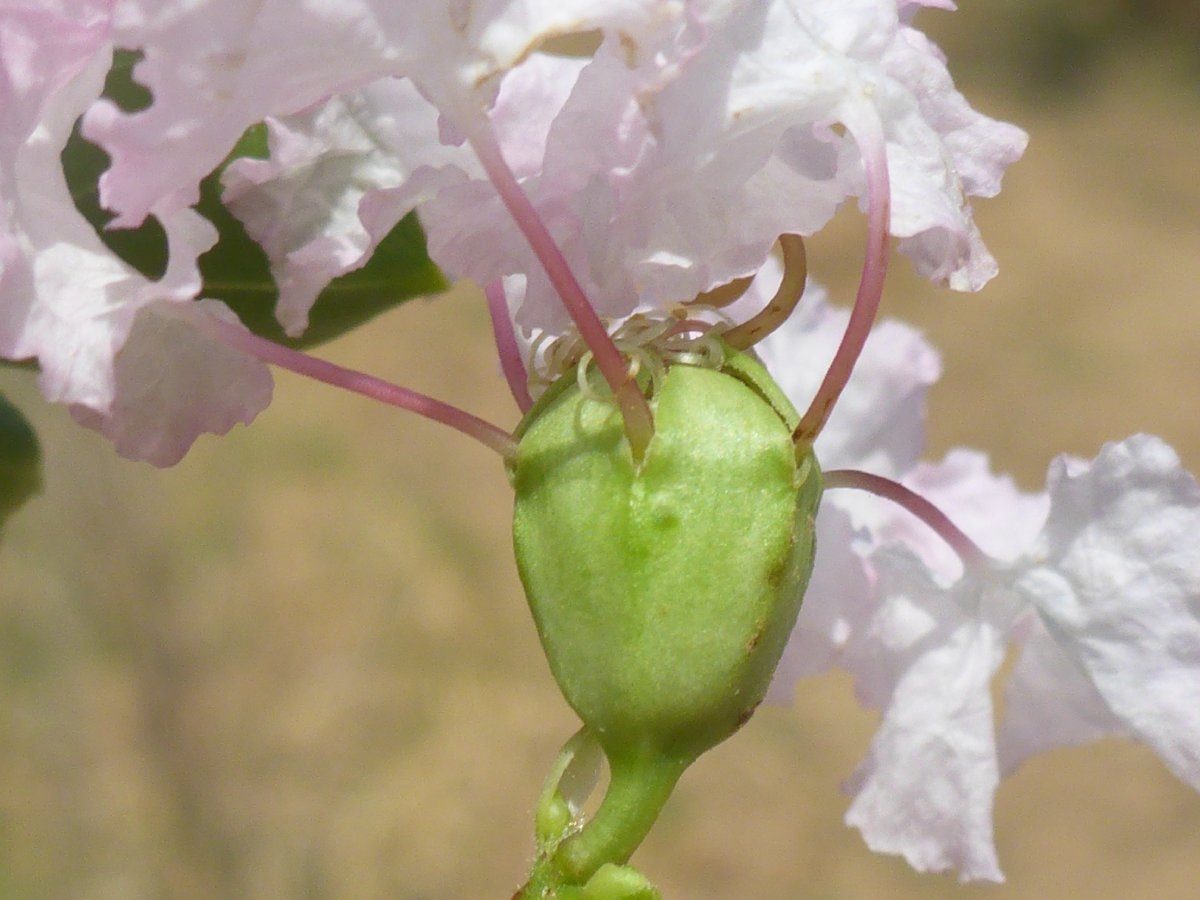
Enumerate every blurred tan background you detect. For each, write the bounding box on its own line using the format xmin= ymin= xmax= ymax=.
xmin=3 ymin=4 xmax=1200 ymax=897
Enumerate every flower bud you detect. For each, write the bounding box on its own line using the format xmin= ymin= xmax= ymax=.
xmin=509 ymin=345 xmax=820 ymax=882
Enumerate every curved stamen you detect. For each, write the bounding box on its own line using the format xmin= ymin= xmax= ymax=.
xmin=485 ymin=279 xmax=534 ymax=413
xmin=467 ymin=123 xmax=654 ymax=460
xmin=720 ymin=234 xmax=808 ymax=350
xmin=794 ymin=114 xmax=891 ymax=447
xmin=687 ymin=273 xmax=755 ymax=309
xmin=823 ymin=468 xmax=992 ymax=571
xmin=205 ymin=314 xmax=518 ymax=461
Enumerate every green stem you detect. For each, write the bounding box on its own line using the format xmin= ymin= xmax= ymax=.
xmin=553 ymin=751 xmax=689 ymax=884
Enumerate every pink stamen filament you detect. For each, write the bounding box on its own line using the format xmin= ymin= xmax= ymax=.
xmin=484 ymin=279 xmax=533 ymax=413
xmin=467 ymin=123 xmax=655 ymax=459
xmin=823 ymin=468 xmax=992 ymax=570
xmin=207 ymin=315 xmax=518 ymax=461
xmin=794 ymin=115 xmax=891 ymax=446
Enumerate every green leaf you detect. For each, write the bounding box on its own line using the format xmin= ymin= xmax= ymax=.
xmin=60 ymin=51 xmax=449 ymax=352
xmin=0 ymin=393 xmax=43 ymax=530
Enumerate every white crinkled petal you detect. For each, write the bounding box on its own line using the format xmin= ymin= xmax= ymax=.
xmin=996 ymin=612 xmax=1129 ymax=776
xmin=221 ymin=78 xmax=471 ymax=336
xmin=434 ymin=0 xmax=1024 ymax=327
xmin=1015 ymin=435 xmax=1200 ymax=791
xmin=843 ymin=549 xmax=1005 ymax=882
xmin=70 ymin=300 xmax=273 ymax=466
xmin=418 ymin=50 xmax=596 ymax=325
xmin=2 ymin=8 xmax=115 ymax=368
xmin=619 ymin=0 xmax=1023 ymax=301
xmin=422 ymin=49 xmax=647 ymax=329
xmin=221 ymin=53 xmax=588 ymax=337
xmin=84 ymin=0 xmax=680 ymax=228
xmin=24 ymin=201 xmax=216 ymax=408
xmin=0 ymin=7 xmax=270 ymax=465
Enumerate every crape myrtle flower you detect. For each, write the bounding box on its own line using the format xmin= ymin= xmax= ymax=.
xmin=4 ymin=0 xmax=1198 ymax=888
xmin=2 ymin=0 xmax=1021 ymax=461
xmin=757 ymin=287 xmax=1200 ymax=880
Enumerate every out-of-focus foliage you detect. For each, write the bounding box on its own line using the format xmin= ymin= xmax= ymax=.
xmin=0 ymin=394 xmax=41 ymax=530
xmin=937 ymin=1 xmax=1200 ymax=98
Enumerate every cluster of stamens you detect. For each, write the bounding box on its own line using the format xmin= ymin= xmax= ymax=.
xmin=528 ymin=307 xmax=732 ymax=400
xmin=525 ymin=233 xmax=809 ymax=408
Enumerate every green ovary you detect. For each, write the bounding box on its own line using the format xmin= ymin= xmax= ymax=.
xmin=509 ymin=349 xmax=820 ymax=887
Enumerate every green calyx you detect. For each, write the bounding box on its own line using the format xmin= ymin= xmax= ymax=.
xmin=508 ymin=343 xmax=821 ymax=891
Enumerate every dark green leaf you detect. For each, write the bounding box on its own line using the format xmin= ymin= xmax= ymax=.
xmin=0 ymin=393 xmax=43 ymax=530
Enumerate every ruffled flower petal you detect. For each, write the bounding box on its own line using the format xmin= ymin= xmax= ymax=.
xmin=842 ymin=549 xmax=1006 ymax=882
xmin=426 ymin=0 xmax=1026 ymax=328
xmin=70 ymin=300 xmax=273 ymax=466
xmin=220 ymin=78 xmax=472 ymax=336
xmin=1 ymin=5 xmax=271 ymax=464
xmin=83 ymin=1 xmax=679 ymax=229
xmin=995 ymin=612 xmax=1129 ymax=775
xmin=815 ymin=435 xmax=1200 ymax=881
xmin=1015 ymin=435 xmax=1200 ymax=791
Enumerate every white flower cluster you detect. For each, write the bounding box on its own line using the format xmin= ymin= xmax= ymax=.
xmin=2 ymin=0 xmax=1196 ymax=882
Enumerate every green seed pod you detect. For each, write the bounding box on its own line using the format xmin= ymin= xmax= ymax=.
xmin=508 ymin=344 xmax=820 ymax=886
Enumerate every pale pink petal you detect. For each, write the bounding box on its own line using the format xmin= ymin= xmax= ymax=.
xmin=1 ymin=4 xmax=114 ymax=365
xmin=1015 ymin=435 xmax=1200 ymax=791
xmin=996 ymin=612 xmax=1129 ymax=776
xmin=630 ymin=0 xmax=1025 ymax=299
xmin=0 ymin=6 xmax=270 ymax=464
xmin=84 ymin=0 xmax=678 ymax=229
xmin=878 ymin=25 xmax=1027 ymax=289
xmin=221 ymin=78 xmax=470 ymax=336
xmin=843 ymin=550 xmax=1005 ymax=882
xmin=417 ymin=52 xmax=596 ymax=328
xmin=71 ymin=300 xmax=273 ymax=466
xmin=427 ymin=0 xmax=1024 ymax=328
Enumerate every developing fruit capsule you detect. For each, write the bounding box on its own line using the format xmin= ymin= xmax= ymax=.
xmin=508 ymin=343 xmax=820 ymax=884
